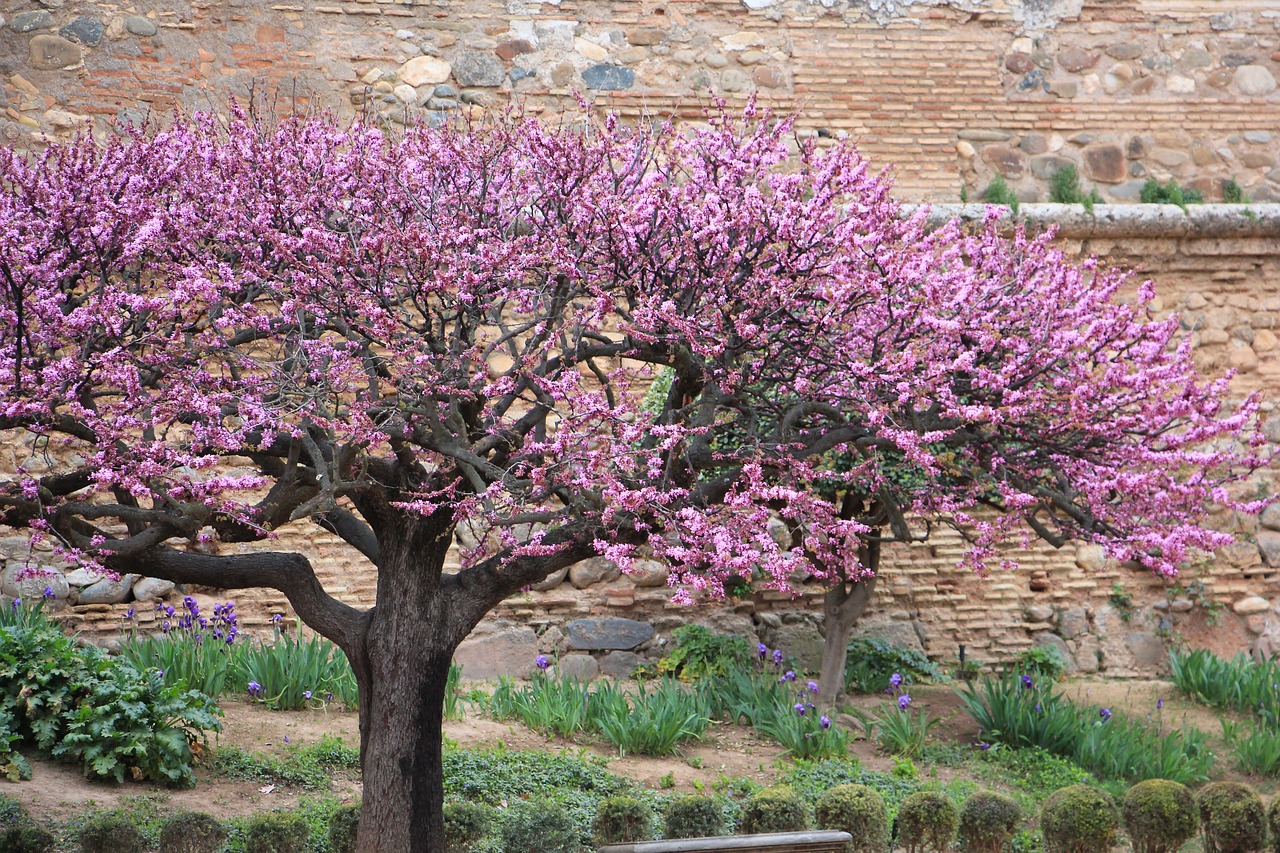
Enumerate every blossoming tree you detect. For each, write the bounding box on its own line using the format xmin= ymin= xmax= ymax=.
xmin=0 ymin=105 xmax=1262 ymax=850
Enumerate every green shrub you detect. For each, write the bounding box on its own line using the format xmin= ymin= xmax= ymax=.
xmin=1267 ymin=798 xmax=1280 ymax=853
xmin=844 ymin=639 xmax=943 ymax=695
xmin=741 ymin=787 xmax=809 ymax=835
xmin=1122 ymin=780 xmax=1197 ymax=853
xmin=1223 ymin=179 xmax=1248 ymax=204
xmin=651 ymin=625 xmax=754 ymax=680
xmin=1040 ymin=785 xmax=1119 ymax=853
xmin=443 ymin=801 xmax=491 ymax=852
xmin=958 ymin=791 xmax=1022 ymax=853
xmin=77 ymin=813 xmax=145 ymax=853
xmin=1 ymin=825 xmax=56 ymax=853
xmin=1139 ymin=178 xmax=1203 ymax=208
xmin=1197 ymin=782 xmax=1265 ymax=853
xmin=498 ymin=800 xmax=579 ymax=853
xmin=594 ymin=796 xmax=654 ymax=845
xmin=899 ymin=791 xmax=959 ymax=853
xmin=982 ymin=175 xmax=1021 ymax=211
xmin=327 ymin=805 xmax=361 ymax=853
xmin=1016 ymin=647 xmax=1068 ymax=680
xmin=814 ymin=784 xmax=889 ymax=853
xmin=0 ymin=614 xmax=221 ymax=786
xmin=243 ymin=811 xmax=310 ymax=853
xmin=665 ymin=795 xmax=727 ymax=839
xmin=157 ymin=811 xmax=227 ymax=853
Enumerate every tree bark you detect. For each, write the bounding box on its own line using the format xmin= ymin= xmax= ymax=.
xmin=350 ymin=510 xmax=469 ymax=853
xmin=816 ymin=540 xmax=880 ymax=709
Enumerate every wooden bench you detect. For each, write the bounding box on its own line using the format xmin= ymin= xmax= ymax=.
xmin=598 ymin=830 xmax=853 ymax=853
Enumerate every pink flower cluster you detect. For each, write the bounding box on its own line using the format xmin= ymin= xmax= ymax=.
xmin=0 ymin=100 xmax=1264 ymax=597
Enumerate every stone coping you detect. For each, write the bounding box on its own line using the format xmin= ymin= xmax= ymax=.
xmin=908 ymin=204 xmax=1280 ymax=239
xmin=597 ymin=830 xmax=853 ymax=853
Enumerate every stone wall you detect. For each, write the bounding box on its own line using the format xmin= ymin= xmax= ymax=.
xmin=1 ymin=0 xmax=1280 ymax=202
xmin=3 ymin=0 xmax=1280 ymax=676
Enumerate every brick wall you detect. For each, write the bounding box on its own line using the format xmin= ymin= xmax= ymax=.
xmin=2 ymin=0 xmax=1279 ymax=673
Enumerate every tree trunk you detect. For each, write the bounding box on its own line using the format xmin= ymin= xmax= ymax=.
xmin=350 ymin=512 xmax=474 ymax=853
xmin=816 ymin=538 xmax=880 ymax=709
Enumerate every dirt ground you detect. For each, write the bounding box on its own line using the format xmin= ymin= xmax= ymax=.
xmin=1 ymin=677 xmax=1260 ymax=825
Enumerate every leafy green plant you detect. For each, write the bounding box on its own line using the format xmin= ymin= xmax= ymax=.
xmin=210 ymin=735 xmax=360 ymax=790
xmin=958 ymin=791 xmax=1023 ymax=853
xmin=594 ymin=796 xmax=653 ymax=845
xmin=982 ymin=175 xmax=1021 ymax=212
xmin=1123 ymin=779 xmax=1198 ymax=853
xmin=1223 ymin=178 xmax=1249 ymax=204
xmin=845 ymin=638 xmax=942 ymax=694
xmin=1048 ymin=165 xmax=1104 ymax=212
xmin=898 ymin=791 xmax=958 ymax=853
xmin=665 ymin=796 xmax=727 ymax=839
xmin=1108 ymin=584 xmax=1134 ymax=622
xmin=1140 ymin=178 xmax=1203 ymax=208
xmin=814 ymin=784 xmax=888 ymax=853
xmin=589 ymin=678 xmax=709 ymax=756
xmin=704 ymin=661 xmax=848 ymax=760
xmin=1197 ymin=782 xmax=1265 ymax=853
xmin=1040 ymin=785 xmax=1119 ymax=853
xmin=238 ymin=619 xmax=357 ymax=711
xmin=498 ymin=800 xmax=580 ymax=853
xmin=0 ymin=611 xmax=220 ymax=786
xmin=157 ymin=811 xmax=227 ymax=853
xmin=487 ymin=673 xmax=590 ymax=740
xmin=243 ymin=812 xmax=310 ymax=853
xmin=741 ymin=787 xmax=810 ymax=834
xmin=119 ymin=599 xmax=247 ymax=700
xmin=442 ymin=745 xmax=638 ymax=849
xmin=873 ymin=700 xmax=942 ymax=758
xmin=650 ymin=625 xmax=753 ymax=680
xmin=1016 ymin=647 xmax=1067 ymax=680
xmin=1222 ymin=720 xmax=1280 ymax=775
xmin=959 ymin=674 xmax=1212 ymax=783
xmin=1170 ymin=648 xmax=1280 ymax=729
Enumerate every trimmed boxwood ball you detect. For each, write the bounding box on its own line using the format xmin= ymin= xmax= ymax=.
xmin=498 ymin=800 xmax=579 ymax=853
xmin=2 ymin=825 xmax=56 ymax=853
xmin=595 ymin=796 xmax=654 ymax=845
xmin=741 ymin=787 xmax=810 ymax=835
xmin=1198 ymin=782 xmax=1266 ymax=853
xmin=158 ymin=811 xmax=227 ymax=853
xmin=1268 ymin=797 xmax=1280 ymax=853
xmin=244 ymin=812 xmax=310 ymax=853
xmin=1123 ymin=780 xmax=1198 ymax=853
xmin=665 ymin=795 xmax=727 ymax=839
xmin=78 ymin=813 xmax=145 ymax=853
xmin=958 ymin=791 xmax=1023 ymax=853
xmin=815 ymin=784 xmax=889 ymax=853
xmin=899 ymin=791 xmax=959 ymax=853
xmin=444 ymin=801 xmax=493 ymax=853
xmin=327 ymin=804 xmax=361 ymax=853
xmin=1040 ymin=784 xmax=1119 ymax=853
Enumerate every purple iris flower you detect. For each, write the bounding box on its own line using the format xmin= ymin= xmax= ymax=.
xmin=898 ymin=694 xmax=912 ymax=710
xmin=794 ymin=703 xmax=806 ymax=716
xmin=889 ymin=673 xmax=902 ymax=689
xmin=1021 ymin=675 xmax=1034 ymax=689
xmin=535 ymin=655 xmax=550 ymax=670
xmin=820 ymin=715 xmax=831 ymax=730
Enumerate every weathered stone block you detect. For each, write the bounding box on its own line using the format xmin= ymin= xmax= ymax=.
xmin=555 ymin=653 xmax=599 ymax=681
xmin=29 ymin=34 xmax=81 ymax=70
xmin=1236 ymin=65 xmax=1277 ymax=96
xmin=600 ymin=650 xmax=646 ymax=679
xmin=582 ymin=64 xmax=634 ymax=91
xmin=131 ymin=576 xmax=176 ymax=602
xmin=1258 ymin=531 xmax=1280 ymax=567
xmin=79 ymin=574 xmax=137 ymax=605
xmin=59 ymin=16 xmax=103 ymax=46
xmin=569 ymin=557 xmax=619 ymax=589
xmin=11 ymin=10 xmax=53 ymax=32
xmin=453 ymin=52 xmax=504 ymax=87
xmin=566 ymin=617 xmax=654 ymax=650
xmin=398 ymin=56 xmax=451 ymax=87
xmin=1083 ymin=144 xmax=1126 ymax=183
xmin=455 ymin=627 xmax=540 ymax=679
xmin=530 ymin=566 xmax=569 ymax=591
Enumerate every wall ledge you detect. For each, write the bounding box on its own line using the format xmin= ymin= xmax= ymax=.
xmin=911 ymin=204 xmax=1280 ymax=239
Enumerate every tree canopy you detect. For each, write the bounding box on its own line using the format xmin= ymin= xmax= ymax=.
xmin=0 ymin=103 xmax=1264 ymax=850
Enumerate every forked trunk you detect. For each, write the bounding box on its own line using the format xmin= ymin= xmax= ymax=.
xmin=816 ymin=538 xmax=880 ymax=709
